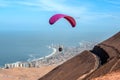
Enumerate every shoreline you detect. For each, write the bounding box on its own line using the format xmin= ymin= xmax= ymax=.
xmin=2 ymin=45 xmax=60 ymax=69
xmin=2 ymin=42 xmax=95 ymax=69
xmin=45 ymin=47 xmax=57 ymax=58
xmin=31 ymin=45 xmax=57 ymax=61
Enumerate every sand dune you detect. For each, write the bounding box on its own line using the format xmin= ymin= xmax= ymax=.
xmin=39 ymin=51 xmax=99 ymax=80
xmin=38 ymin=32 xmax=120 ymax=80
xmin=0 ymin=65 xmax=120 ymax=80
xmin=0 ymin=65 xmax=56 ymax=80
xmin=92 ymin=70 xmax=120 ymax=80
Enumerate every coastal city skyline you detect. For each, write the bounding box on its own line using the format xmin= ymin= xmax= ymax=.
xmin=0 ymin=0 xmax=120 ymax=67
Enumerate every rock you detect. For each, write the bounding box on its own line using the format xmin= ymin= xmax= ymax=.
xmin=38 ymin=32 xmax=120 ymax=80
xmin=39 ymin=51 xmax=99 ymax=80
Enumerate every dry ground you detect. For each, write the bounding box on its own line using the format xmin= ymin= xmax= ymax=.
xmin=0 ymin=65 xmax=56 ymax=80
xmin=0 ymin=65 xmax=120 ymax=80
xmin=92 ymin=70 xmax=120 ymax=80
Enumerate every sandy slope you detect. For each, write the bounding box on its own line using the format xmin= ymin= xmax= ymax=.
xmin=92 ymin=70 xmax=120 ymax=80
xmin=0 ymin=65 xmax=120 ymax=80
xmin=0 ymin=65 xmax=56 ymax=80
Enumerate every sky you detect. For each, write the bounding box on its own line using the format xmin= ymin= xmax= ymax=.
xmin=0 ymin=0 xmax=120 ymax=36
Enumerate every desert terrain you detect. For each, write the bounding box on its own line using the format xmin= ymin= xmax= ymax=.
xmin=0 ymin=65 xmax=56 ymax=80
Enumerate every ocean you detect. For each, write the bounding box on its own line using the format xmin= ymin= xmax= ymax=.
xmin=0 ymin=31 xmax=108 ymax=67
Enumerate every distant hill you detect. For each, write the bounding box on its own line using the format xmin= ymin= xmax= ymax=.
xmin=39 ymin=32 xmax=120 ymax=80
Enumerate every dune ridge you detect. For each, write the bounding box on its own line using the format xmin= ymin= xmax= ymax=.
xmin=39 ymin=32 xmax=120 ymax=80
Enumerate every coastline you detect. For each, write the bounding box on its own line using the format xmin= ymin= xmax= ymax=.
xmin=3 ymin=45 xmax=58 ymax=69
xmin=2 ymin=42 xmax=95 ymax=69
xmin=0 ymin=41 xmax=97 ymax=80
xmin=45 ymin=46 xmax=57 ymax=58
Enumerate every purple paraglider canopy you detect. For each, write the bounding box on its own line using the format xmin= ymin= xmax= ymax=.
xmin=49 ymin=14 xmax=76 ymax=27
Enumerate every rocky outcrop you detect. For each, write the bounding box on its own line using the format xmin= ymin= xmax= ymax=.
xmin=39 ymin=51 xmax=99 ymax=80
xmin=83 ymin=57 xmax=119 ymax=80
xmin=84 ymin=32 xmax=120 ymax=79
xmin=39 ymin=32 xmax=120 ymax=80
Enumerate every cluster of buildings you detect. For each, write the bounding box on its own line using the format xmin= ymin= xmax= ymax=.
xmin=3 ymin=42 xmax=95 ymax=69
xmin=4 ymin=62 xmax=36 ymax=69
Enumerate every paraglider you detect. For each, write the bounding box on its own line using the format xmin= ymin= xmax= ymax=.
xmin=49 ymin=14 xmax=76 ymax=27
xmin=58 ymin=46 xmax=63 ymax=52
xmin=49 ymin=14 xmax=76 ymax=52
xmin=58 ymin=45 xmax=63 ymax=52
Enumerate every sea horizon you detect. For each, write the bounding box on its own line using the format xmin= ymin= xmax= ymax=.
xmin=0 ymin=31 xmax=116 ymax=67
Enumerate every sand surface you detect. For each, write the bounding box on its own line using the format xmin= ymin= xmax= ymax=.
xmin=0 ymin=65 xmax=56 ymax=80
xmin=92 ymin=70 xmax=120 ymax=80
xmin=0 ymin=65 xmax=120 ymax=80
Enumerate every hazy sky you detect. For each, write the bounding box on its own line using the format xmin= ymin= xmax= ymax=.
xmin=0 ymin=0 xmax=120 ymax=34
